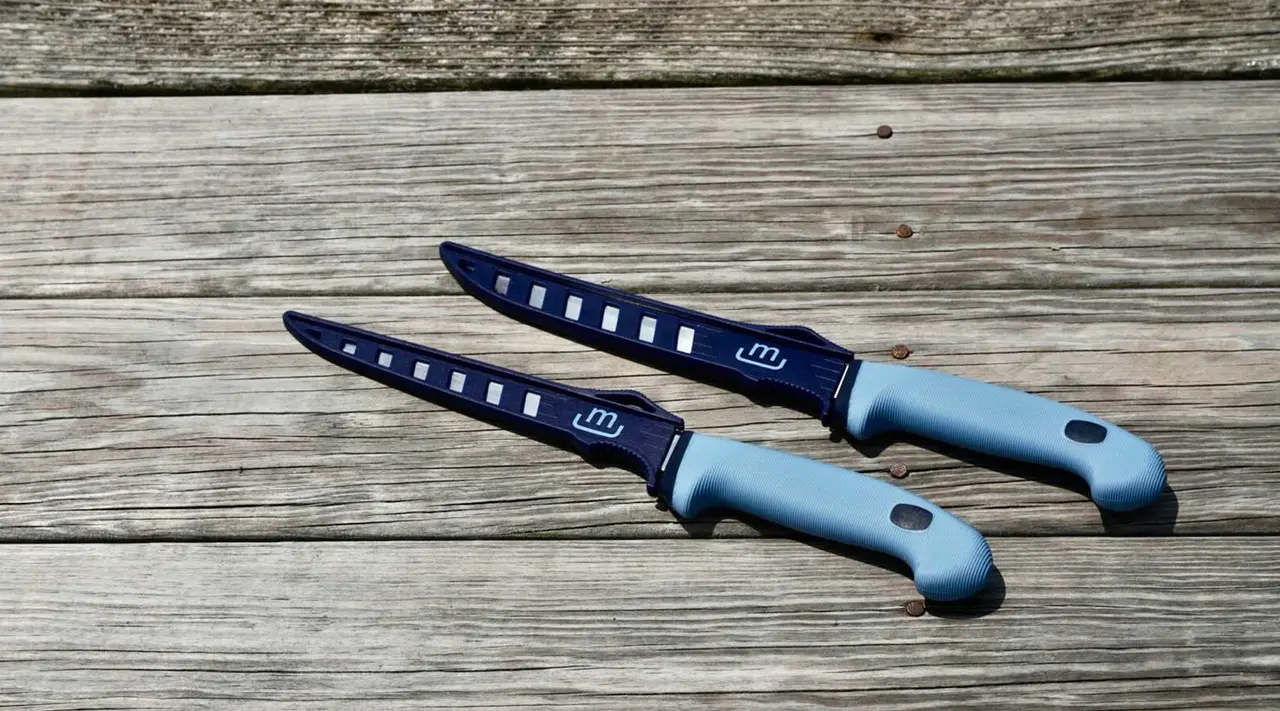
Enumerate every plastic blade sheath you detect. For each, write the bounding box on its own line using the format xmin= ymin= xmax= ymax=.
xmin=439 ymin=242 xmax=856 ymax=424
xmin=283 ymin=311 xmax=684 ymax=486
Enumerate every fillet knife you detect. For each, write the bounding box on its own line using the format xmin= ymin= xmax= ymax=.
xmin=438 ymin=242 xmax=1166 ymax=512
xmin=283 ymin=311 xmax=993 ymax=601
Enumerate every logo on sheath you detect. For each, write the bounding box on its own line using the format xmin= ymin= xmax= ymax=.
xmin=735 ymin=342 xmax=787 ymax=371
xmin=572 ymin=407 xmax=625 ymax=438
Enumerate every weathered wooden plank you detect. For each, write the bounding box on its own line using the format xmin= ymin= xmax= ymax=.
xmin=1 ymin=0 xmax=1277 ymax=93
xmin=3 ymin=291 xmax=1275 ymax=539
xmin=1 ymin=538 xmax=1277 ymax=709
xmin=2 ymin=83 xmax=1277 ymax=297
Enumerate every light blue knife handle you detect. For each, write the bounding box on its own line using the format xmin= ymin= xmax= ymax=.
xmin=846 ymin=362 xmax=1166 ymax=511
xmin=664 ymin=433 xmax=993 ymax=601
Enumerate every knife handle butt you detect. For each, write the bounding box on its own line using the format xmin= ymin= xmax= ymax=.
xmin=845 ymin=362 xmax=1166 ymax=511
xmin=662 ymin=433 xmax=992 ymax=601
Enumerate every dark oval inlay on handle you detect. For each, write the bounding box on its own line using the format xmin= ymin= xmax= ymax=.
xmin=1065 ymin=419 xmax=1108 ymax=444
xmin=890 ymin=503 xmax=933 ymax=531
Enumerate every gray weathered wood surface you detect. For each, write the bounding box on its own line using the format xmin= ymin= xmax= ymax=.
xmin=2 ymin=0 xmax=1278 ymax=93
xmin=2 ymin=83 xmax=1278 ymax=297
xmin=2 ymin=539 xmax=1278 ymax=710
xmin=1 ymin=80 xmax=1277 ymax=708
xmin=2 ymin=291 xmax=1274 ymax=538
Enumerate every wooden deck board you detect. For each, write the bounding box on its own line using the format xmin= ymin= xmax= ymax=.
xmin=2 ymin=0 xmax=1277 ymax=93
xmin=2 ymin=539 xmax=1278 ymax=709
xmin=2 ymin=83 xmax=1278 ymax=297
xmin=2 ymin=292 xmax=1275 ymax=539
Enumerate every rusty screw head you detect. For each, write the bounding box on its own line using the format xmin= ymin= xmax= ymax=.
xmin=888 ymin=462 xmax=909 ymax=479
xmin=895 ymin=223 xmax=914 ymax=239
xmin=890 ymin=344 xmax=911 ymax=360
xmin=903 ymin=599 xmax=926 ymax=617
xmin=876 ymin=125 xmax=893 ymax=139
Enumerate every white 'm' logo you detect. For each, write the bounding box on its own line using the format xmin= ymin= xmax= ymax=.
xmin=572 ymin=407 xmax=624 ymax=438
xmin=734 ymin=342 xmax=787 ymax=371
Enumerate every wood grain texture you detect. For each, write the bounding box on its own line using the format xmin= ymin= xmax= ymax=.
xmin=2 ymin=82 xmax=1278 ymax=297
xmin=3 ymin=291 xmax=1275 ymax=540
xmin=1 ymin=0 xmax=1278 ymax=93
xmin=2 ymin=539 xmax=1278 ymax=710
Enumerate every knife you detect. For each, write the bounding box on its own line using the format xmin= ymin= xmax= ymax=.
xmin=438 ymin=242 xmax=1167 ymax=512
xmin=283 ymin=310 xmax=993 ymax=601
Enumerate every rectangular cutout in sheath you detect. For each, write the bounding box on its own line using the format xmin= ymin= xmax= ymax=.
xmin=529 ymin=284 xmax=547 ymax=309
xmin=602 ymin=305 xmax=620 ymax=332
xmin=677 ymin=326 xmax=695 ymax=353
xmin=639 ymin=316 xmax=657 ymax=343
xmin=565 ymin=295 xmax=583 ymax=321
xmin=522 ymin=392 xmax=541 ymax=417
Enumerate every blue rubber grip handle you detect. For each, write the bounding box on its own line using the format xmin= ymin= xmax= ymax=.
xmin=663 ymin=433 xmax=993 ymax=601
xmin=845 ymin=362 xmax=1166 ymax=511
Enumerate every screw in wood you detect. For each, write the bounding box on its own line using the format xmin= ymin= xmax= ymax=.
xmin=903 ymin=599 xmax=926 ymax=617
xmin=895 ymin=223 xmax=914 ymax=238
xmin=876 ymin=125 xmax=893 ymax=139
xmin=889 ymin=462 xmax=909 ymax=479
xmin=891 ymin=344 xmax=912 ymax=360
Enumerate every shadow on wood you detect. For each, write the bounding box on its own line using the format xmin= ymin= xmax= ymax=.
xmin=926 ymin=566 xmax=1006 ymax=620
xmin=1099 ymin=486 xmax=1181 ymax=536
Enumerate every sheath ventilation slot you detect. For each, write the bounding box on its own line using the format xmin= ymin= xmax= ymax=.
xmin=564 ymin=295 xmax=583 ymax=321
xmin=494 ymin=274 xmax=511 ymax=296
xmin=602 ymin=305 xmax=620 ymax=332
xmin=341 ymin=340 xmax=358 ymax=355
xmin=413 ymin=361 xmax=430 ymax=380
xmin=639 ymin=316 xmax=657 ymax=343
xmin=677 ymin=326 xmax=695 ymax=354
xmin=529 ymin=284 xmax=547 ymax=309
xmin=377 ymin=350 xmax=393 ymax=368
xmin=449 ymin=371 xmax=467 ymax=393
xmin=486 ymin=381 xmax=504 ymax=405
xmin=522 ymin=392 xmax=542 ymax=417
